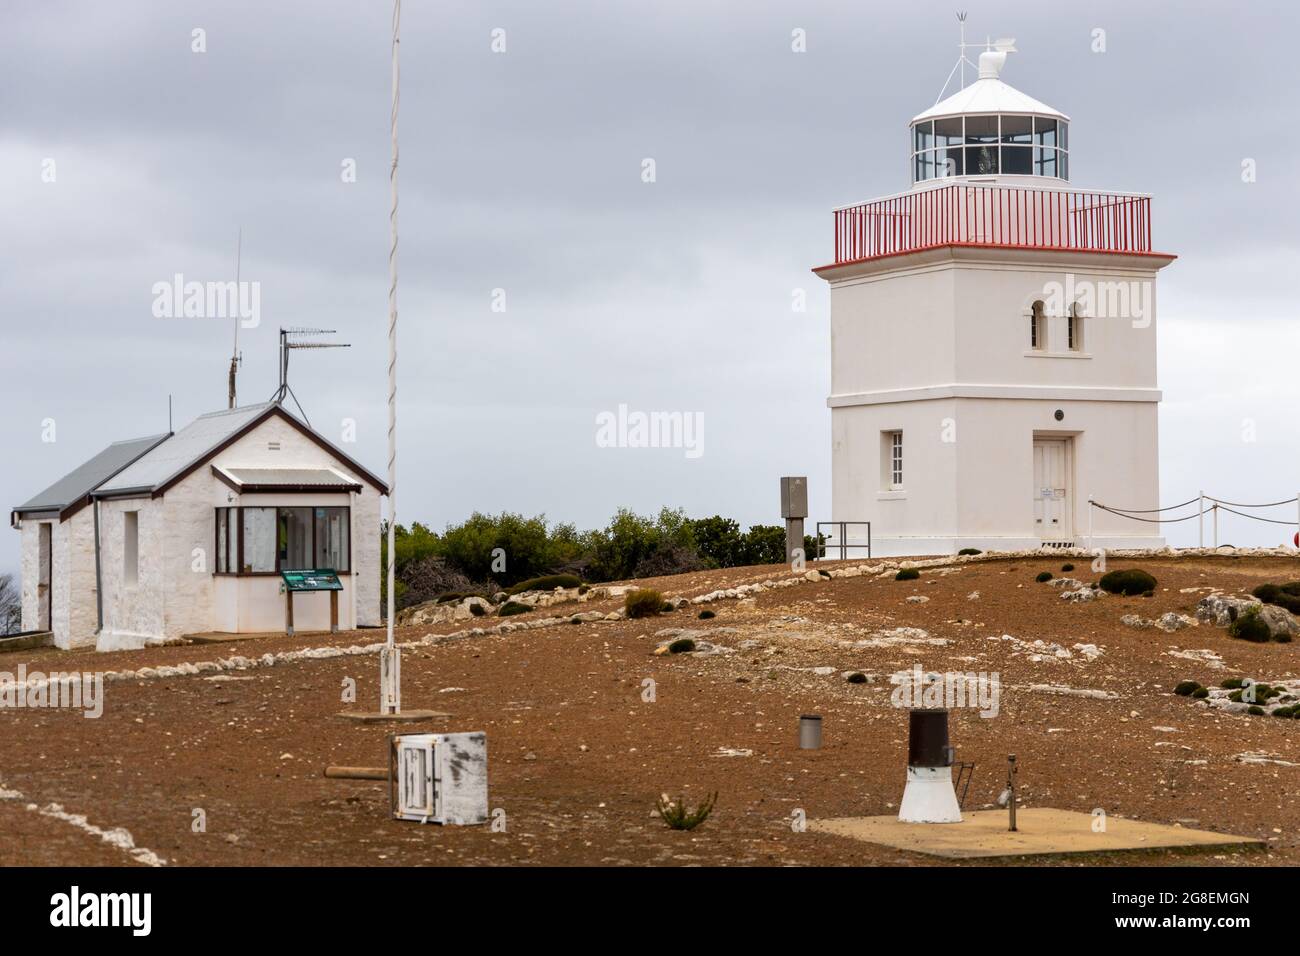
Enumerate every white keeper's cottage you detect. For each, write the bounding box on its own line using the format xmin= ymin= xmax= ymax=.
xmin=11 ymin=402 xmax=386 ymax=651
xmin=814 ymin=45 xmax=1175 ymax=556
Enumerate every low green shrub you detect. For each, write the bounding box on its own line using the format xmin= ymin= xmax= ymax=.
xmin=895 ymin=568 xmax=920 ymax=581
xmin=625 ymin=588 xmax=665 ymax=619
xmin=1248 ymin=705 xmax=1266 ymax=716
xmin=1035 ymin=571 xmax=1053 ymax=583
xmin=1273 ymin=706 xmax=1295 ymax=718
xmin=1229 ymin=607 xmax=1271 ymax=643
xmin=507 ymin=573 xmax=583 ymax=596
xmin=1191 ymin=687 xmax=1210 ymax=699
xmin=1252 ymin=583 xmax=1300 ymax=615
xmin=698 ymin=609 xmax=716 ymax=620
xmin=958 ymin=548 xmax=982 ymax=556
xmin=1173 ymin=680 xmax=1201 ymax=697
xmin=1221 ymin=678 xmax=1244 ymax=689
xmin=846 ymin=672 xmax=868 ymax=684
xmin=498 ymin=601 xmax=532 ymax=617
xmin=668 ymin=638 xmax=696 ymax=654
xmin=1098 ymin=568 xmax=1157 ymax=596
xmin=469 ymin=603 xmax=486 ymax=617
xmin=1061 ymin=563 xmax=1075 ymax=572
xmin=655 ymin=792 xmax=717 ymax=831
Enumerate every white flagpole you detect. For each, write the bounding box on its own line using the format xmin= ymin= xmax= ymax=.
xmin=381 ymin=0 xmax=402 ymax=714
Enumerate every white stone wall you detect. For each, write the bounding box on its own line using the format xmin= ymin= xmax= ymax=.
xmin=63 ymin=509 xmax=99 ymax=649
xmin=97 ymin=497 xmax=166 ymax=650
xmin=18 ymin=520 xmax=44 ymax=632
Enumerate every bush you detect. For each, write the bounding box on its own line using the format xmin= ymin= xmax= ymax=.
xmin=846 ymin=672 xmax=868 ymax=684
xmin=698 ymin=609 xmax=716 ymax=620
xmin=506 ymin=573 xmax=583 ymax=596
xmin=1098 ymin=568 xmax=1158 ymax=596
xmin=395 ymin=556 xmax=475 ymax=610
xmin=1173 ymin=680 xmax=1201 ymax=696
xmin=1273 ymin=706 xmax=1295 ymax=718
xmin=1192 ymin=687 xmax=1210 ymax=699
xmin=1248 ymin=705 xmax=1265 ymax=716
xmin=655 ymin=792 xmax=717 ymax=831
xmin=498 ymin=601 xmax=532 ymax=617
xmin=668 ymin=638 xmax=696 ymax=654
xmin=958 ymin=548 xmax=982 ymax=556
xmin=1061 ymin=563 xmax=1075 ymax=572
xmin=469 ymin=603 xmax=486 ymax=617
xmin=1221 ymin=678 xmax=1244 ymax=689
xmin=895 ymin=568 xmax=920 ymax=581
xmin=625 ymin=588 xmax=666 ymax=619
xmin=1229 ymin=607 xmax=1271 ymax=643
xmin=1253 ymin=583 xmax=1300 ymax=615
xmin=1035 ymin=571 xmax=1053 ymax=583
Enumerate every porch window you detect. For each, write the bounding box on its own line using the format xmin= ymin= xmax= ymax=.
xmin=216 ymin=505 xmax=351 ymax=575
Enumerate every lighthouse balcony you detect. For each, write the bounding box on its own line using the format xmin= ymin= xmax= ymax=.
xmin=827 ymin=181 xmax=1157 ymax=267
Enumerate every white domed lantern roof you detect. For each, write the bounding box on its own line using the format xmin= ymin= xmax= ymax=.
xmin=909 ymin=49 xmax=1070 ymax=184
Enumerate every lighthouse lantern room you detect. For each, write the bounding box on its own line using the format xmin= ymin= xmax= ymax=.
xmin=814 ymin=35 xmax=1175 ymax=557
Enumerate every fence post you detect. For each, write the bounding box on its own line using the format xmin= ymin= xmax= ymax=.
xmin=1198 ymin=490 xmax=1204 ymax=548
xmin=1213 ymin=504 xmax=1218 ymax=549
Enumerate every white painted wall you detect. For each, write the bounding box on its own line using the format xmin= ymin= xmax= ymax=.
xmin=824 ymin=245 xmax=1172 ymax=556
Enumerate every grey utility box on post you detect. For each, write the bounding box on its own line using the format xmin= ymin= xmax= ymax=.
xmin=780 ymin=476 xmax=808 ymax=519
xmin=780 ymin=477 xmax=808 ymax=564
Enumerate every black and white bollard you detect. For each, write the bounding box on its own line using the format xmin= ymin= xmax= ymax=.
xmin=898 ymin=709 xmax=962 ymax=824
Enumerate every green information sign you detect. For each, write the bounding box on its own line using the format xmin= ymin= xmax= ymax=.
xmin=281 ymin=569 xmax=343 ymax=592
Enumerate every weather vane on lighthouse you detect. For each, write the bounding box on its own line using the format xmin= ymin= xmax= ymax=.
xmin=935 ymin=13 xmax=1017 ymax=103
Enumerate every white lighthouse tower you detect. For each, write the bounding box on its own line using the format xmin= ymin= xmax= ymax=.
xmin=814 ymin=37 xmax=1175 ymax=556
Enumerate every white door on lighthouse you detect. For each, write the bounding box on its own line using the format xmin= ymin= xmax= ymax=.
xmin=1033 ymin=439 xmax=1072 ymax=540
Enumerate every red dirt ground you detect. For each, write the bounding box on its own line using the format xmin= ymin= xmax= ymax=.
xmin=2 ymin=554 xmax=1298 ymax=866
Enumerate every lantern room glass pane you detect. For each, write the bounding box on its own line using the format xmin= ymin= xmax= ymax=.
xmin=913 ymin=121 xmax=933 ymax=152
xmin=1034 ymin=147 xmax=1058 ymax=178
xmin=1058 ymin=122 xmax=1068 ymax=150
xmin=913 ymin=151 xmax=935 ymax=182
xmin=937 ymin=146 xmax=963 ymax=177
xmin=1000 ymin=115 xmax=1032 ymax=144
xmin=1001 ymin=145 xmax=1032 ymax=175
xmin=1034 ymin=117 xmax=1058 ymax=148
xmin=934 ymin=117 xmax=963 ymax=147
xmin=965 ymin=144 xmax=998 ymax=175
xmin=964 ymin=115 xmax=998 ymax=144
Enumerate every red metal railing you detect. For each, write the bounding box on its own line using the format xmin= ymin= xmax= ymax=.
xmin=831 ymin=183 xmax=1153 ymax=265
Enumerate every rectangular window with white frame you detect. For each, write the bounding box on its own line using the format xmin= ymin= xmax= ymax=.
xmin=881 ymin=430 xmax=904 ymax=490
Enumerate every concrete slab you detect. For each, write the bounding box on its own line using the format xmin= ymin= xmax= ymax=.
xmin=810 ymin=808 xmax=1264 ymax=860
xmin=335 ymin=709 xmax=451 ymax=723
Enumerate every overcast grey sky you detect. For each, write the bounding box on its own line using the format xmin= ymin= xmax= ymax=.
xmin=3 ymin=0 xmax=1299 ymax=576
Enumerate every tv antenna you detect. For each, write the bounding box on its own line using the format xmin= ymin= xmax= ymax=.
xmin=268 ymin=327 xmax=351 ymax=426
xmin=228 ymin=227 xmax=244 ymax=409
xmin=934 ymin=14 xmax=1016 ymax=103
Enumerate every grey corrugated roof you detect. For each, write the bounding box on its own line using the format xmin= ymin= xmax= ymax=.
xmin=14 ymin=434 xmax=170 ymax=515
xmin=221 ymin=467 xmax=360 ymax=488
xmin=97 ymin=403 xmax=275 ymax=495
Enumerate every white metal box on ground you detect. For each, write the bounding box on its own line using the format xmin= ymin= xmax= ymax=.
xmin=389 ymin=732 xmax=488 ymax=825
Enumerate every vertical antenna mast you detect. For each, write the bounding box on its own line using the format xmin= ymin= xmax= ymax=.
xmin=380 ymin=0 xmax=402 ymax=715
xmin=228 ymin=227 xmax=242 ymax=409
xmin=958 ymin=12 xmax=967 ymax=89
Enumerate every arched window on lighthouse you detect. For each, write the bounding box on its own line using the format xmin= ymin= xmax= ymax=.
xmin=1029 ymin=300 xmax=1046 ymax=351
xmin=1068 ymin=303 xmax=1084 ymax=352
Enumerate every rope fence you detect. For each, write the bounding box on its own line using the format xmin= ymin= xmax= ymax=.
xmin=1087 ymin=491 xmax=1300 ymax=549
